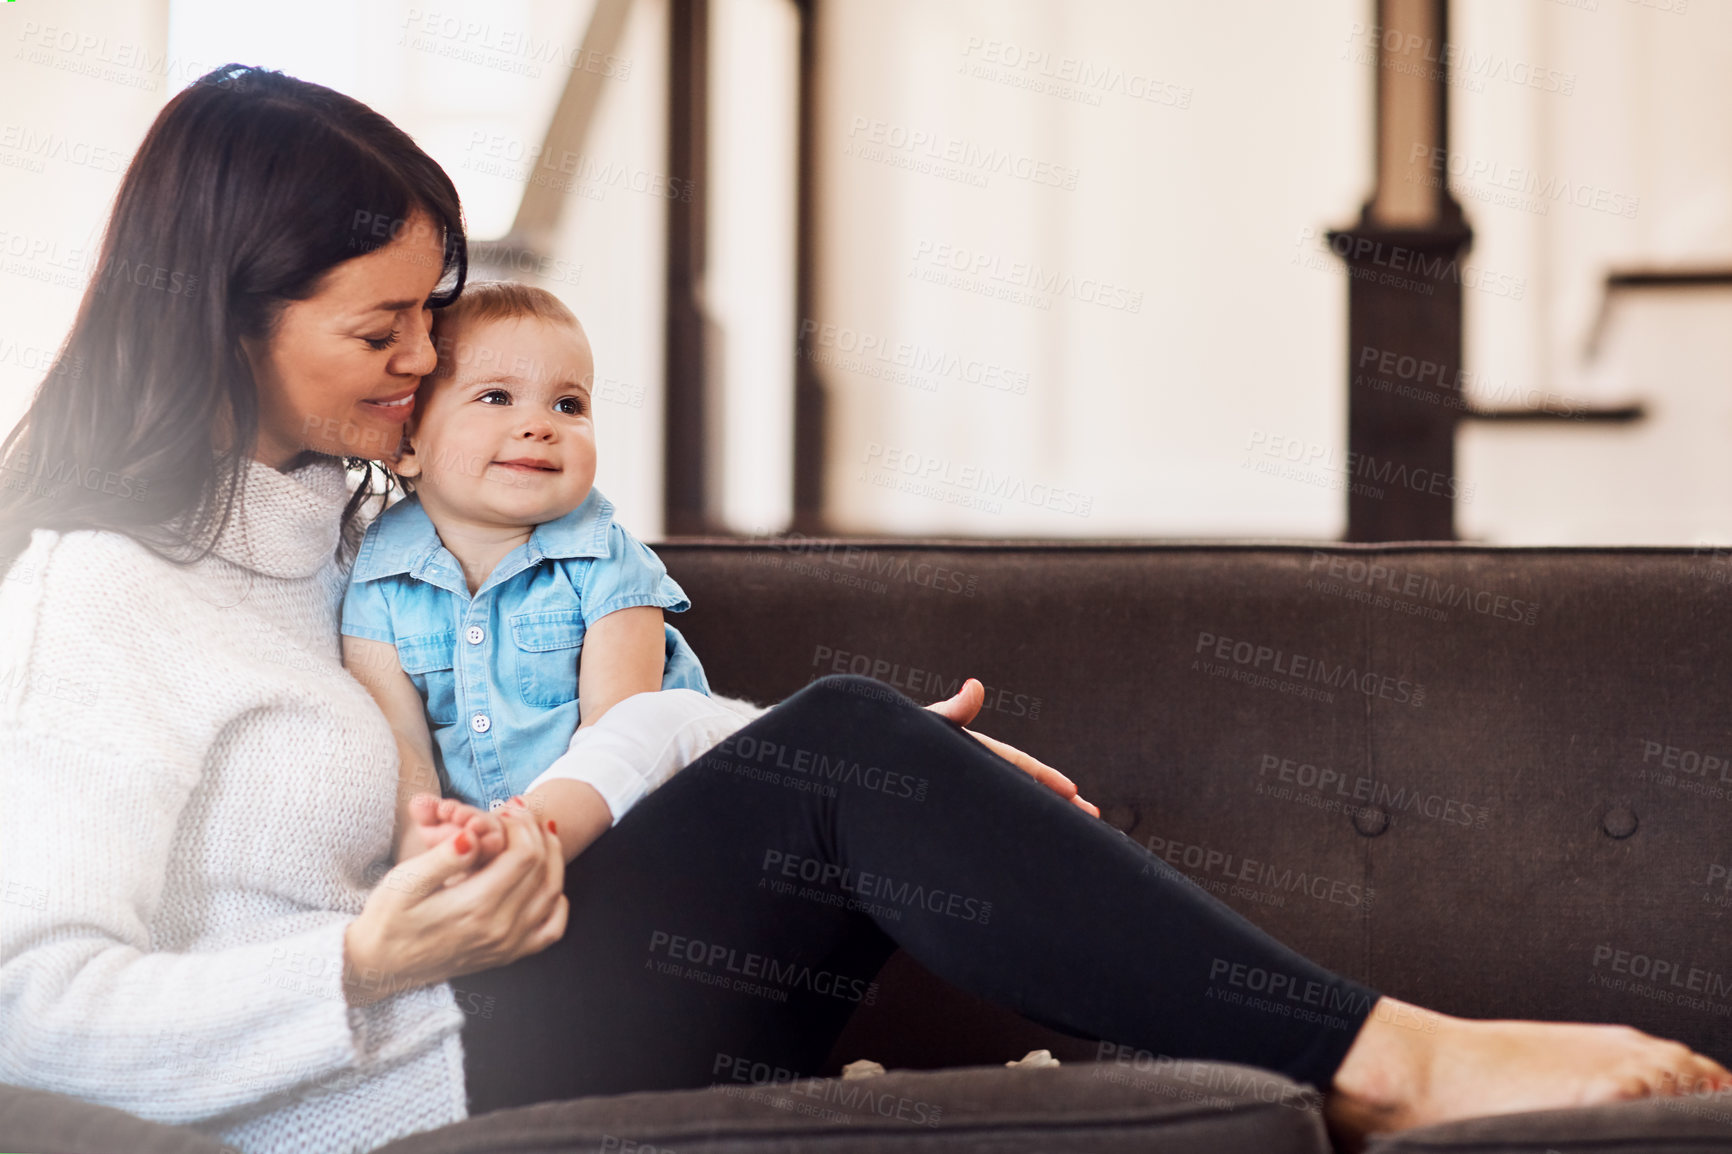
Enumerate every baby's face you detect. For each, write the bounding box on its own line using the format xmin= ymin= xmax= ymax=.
xmin=399 ymin=314 xmax=598 ymax=529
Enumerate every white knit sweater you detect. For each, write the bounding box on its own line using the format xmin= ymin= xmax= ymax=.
xmin=0 ymin=456 xmax=470 ymax=1154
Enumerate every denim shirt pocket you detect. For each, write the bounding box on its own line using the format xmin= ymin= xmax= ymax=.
xmin=509 ymin=609 xmax=586 ymax=707
xmin=396 ymin=631 xmax=459 ymax=726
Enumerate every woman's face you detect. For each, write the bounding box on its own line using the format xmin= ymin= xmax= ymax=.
xmin=242 ymin=210 xmax=446 ymax=469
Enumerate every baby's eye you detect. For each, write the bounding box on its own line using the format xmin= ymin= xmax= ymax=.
xmin=555 ymin=396 xmax=586 ymax=416
xmin=364 ymin=330 xmax=401 ymax=351
xmin=479 ymin=389 xmax=511 ymax=405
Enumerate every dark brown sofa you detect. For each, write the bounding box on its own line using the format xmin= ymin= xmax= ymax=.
xmin=8 ymin=541 xmax=1732 ymax=1153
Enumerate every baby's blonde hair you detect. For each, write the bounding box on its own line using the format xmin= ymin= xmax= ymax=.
xmin=430 ymin=280 xmax=581 ymax=368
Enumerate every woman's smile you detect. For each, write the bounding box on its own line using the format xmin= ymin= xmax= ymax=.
xmin=360 ymin=385 xmax=420 ymax=417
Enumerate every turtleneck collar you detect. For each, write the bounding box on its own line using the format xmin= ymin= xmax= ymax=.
xmin=180 ymin=453 xmax=355 ymax=579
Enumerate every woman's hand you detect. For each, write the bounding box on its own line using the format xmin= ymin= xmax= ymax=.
xmin=926 ymin=678 xmax=1101 ymax=817
xmin=343 ymin=804 xmax=568 ymax=1006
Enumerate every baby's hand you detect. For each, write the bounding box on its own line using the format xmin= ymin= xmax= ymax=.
xmin=407 ymin=794 xmax=507 ymax=867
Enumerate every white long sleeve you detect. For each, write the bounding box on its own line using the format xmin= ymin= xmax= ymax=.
xmin=0 ymin=457 xmax=468 ymax=1154
xmin=0 ymin=728 xmax=364 ymax=1120
xmin=527 ymin=689 xmax=764 ymax=823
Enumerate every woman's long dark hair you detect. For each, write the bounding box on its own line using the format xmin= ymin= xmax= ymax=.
xmin=0 ymin=63 xmax=467 ymax=578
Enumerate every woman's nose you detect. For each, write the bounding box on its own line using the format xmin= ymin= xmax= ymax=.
xmin=391 ymin=309 xmax=437 ymax=378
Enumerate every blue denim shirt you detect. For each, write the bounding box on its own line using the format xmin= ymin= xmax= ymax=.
xmin=340 ymin=487 xmax=710 ymax=810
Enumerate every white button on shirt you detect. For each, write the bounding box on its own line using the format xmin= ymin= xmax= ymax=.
xmin=470 ymin=714 xmax=490 ymax=734
xmin=465 ymin=626 xmax=484 ymax=644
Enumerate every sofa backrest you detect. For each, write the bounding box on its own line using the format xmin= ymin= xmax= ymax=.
xmin=660 ymin=541 xmax=1732 ymax=1070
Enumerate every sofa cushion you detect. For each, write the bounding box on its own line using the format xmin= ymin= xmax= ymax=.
xmin=0 ymin=1082 xmax=234 ymax=1154
xmin=1366 ymin=1091 xmax=1732 ymax=1152
xmin=662 ymin=543 xmax=1732 ymax=1068
xmin=374 ymin=1062 xmax=1331 ymax=1154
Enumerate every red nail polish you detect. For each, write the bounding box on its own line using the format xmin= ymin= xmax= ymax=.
xmin=509 ymin=796 xmax=526 ymax=807
xmin=547 ymin=820 xmax=558 ymax=834
xmin=454 ymin=833 xmax=472 ymax=854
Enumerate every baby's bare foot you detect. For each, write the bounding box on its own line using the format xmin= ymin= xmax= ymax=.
xmin=1325 ymin=997 xmax=1732 ymax=1148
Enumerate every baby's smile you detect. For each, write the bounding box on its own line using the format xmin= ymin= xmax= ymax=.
xmin=493 ymin=456 xmax=563 ymax=474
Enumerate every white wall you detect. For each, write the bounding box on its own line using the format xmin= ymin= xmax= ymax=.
xmin=810 ymin=0 xmax=1372 ymax=537
xmin=0 ymin=0 xmax=170 ymax=435
xmin=1452 ymin=0 xmax=1732 ymax=544
xmin=705 ymin=0 xmax=800 ymax=536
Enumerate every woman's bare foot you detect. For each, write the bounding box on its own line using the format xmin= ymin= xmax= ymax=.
xmin=1324 ymin=997 xmax=1732 ymax=1148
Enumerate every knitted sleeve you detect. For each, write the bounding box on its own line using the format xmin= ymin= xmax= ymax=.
xmin=0 ymin=531 xmax=372 ymax=1124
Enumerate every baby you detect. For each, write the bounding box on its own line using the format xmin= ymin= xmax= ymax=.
xmin=341 ymin=281 xmax=750 ymax=867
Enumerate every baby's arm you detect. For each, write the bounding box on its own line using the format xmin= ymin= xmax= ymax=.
xmin=523 ymin=689 xmax=751 ymax=861
xmin=341 ymin=635 xmax=506 ymax=863
xmin=575 ymin=605 xmax=667 ymax=729
xmin=520 ymin=605 xmax=665 ymax=859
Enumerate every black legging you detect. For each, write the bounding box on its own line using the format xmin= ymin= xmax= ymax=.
xmin=457 ymin=674 xmax=1380 ymax=1115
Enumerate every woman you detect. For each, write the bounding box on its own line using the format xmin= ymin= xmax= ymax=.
xmin=0 ymin=65 xmax=1722 ymax=1154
